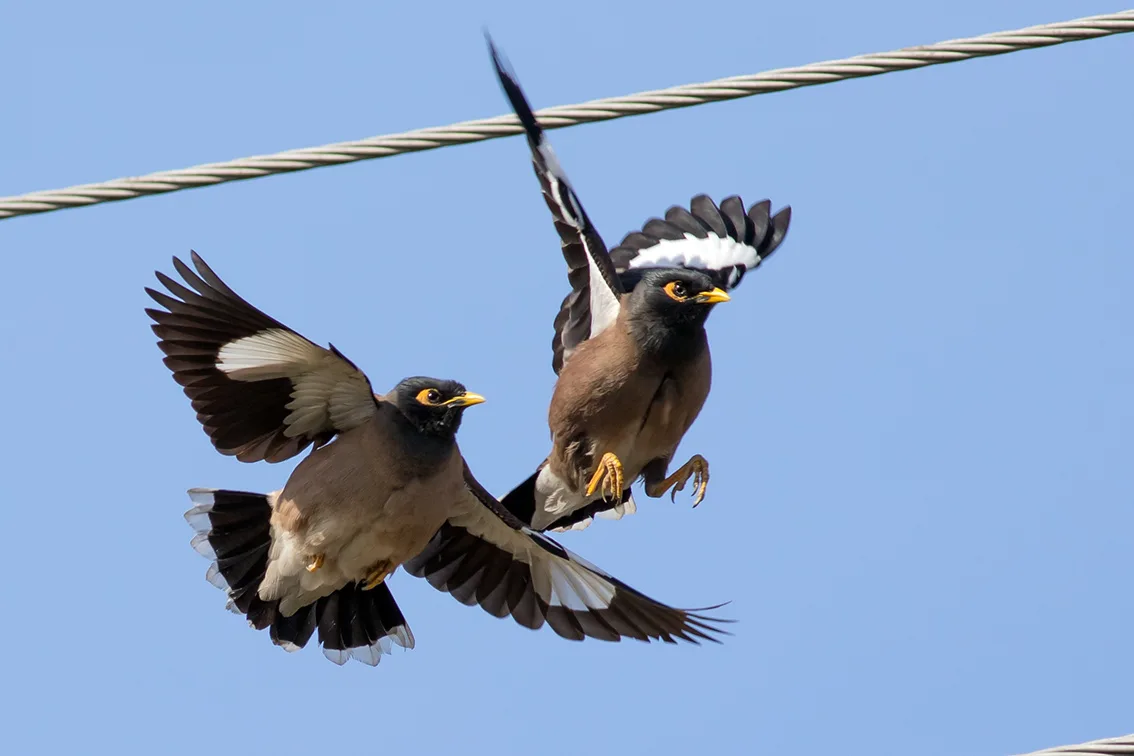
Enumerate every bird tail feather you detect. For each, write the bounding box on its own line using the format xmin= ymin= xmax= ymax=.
xmin=499 ymin=471 xmax=540 ymax=526
xmin=499 ymin=471 xmax=635 ymax=533
xmin=184 ymin=488 xmax=414 ymax=666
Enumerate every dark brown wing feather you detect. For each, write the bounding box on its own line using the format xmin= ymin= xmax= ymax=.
xmin=488 ymin=38 xmax=624 ymax=374
xmin=403 ymin=462 xmax=731 ymax=644
xmin=146 ymin=251 xmax=378 ymax=463
xmin=610 ymin=194 xmax=792 ymax=291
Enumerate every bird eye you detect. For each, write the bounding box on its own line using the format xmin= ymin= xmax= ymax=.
xmin=664 ymin=281 xmax=689 ymax=301
xmin=416 ymin=388 xmax=444 ymax=406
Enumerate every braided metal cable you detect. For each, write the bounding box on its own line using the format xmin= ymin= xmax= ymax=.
xmin=1020 ymin=733 xmax=1134 ymax=756
xmin=1 ymin=9 xmax=1131 ymax=220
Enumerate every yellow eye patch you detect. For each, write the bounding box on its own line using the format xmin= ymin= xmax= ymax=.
xmin=663 ymin=281 xmax=691 ymax=302
xmin=415 ymin=388 xmax=444 ymax=406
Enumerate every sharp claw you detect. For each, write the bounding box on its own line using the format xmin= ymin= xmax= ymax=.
xmin=586 ymin=453 xmax=624 ymax=504
xmin=670 ymin=477 xmax=686 ymax=503
xmin=586 ymin=462 xmax=603 ymax=497
xmin=690 ymin=458 xmax=709 ymax=508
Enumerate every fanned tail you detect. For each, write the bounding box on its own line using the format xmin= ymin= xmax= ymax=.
xmin=184 ymin=488 xmax=415 ymax=666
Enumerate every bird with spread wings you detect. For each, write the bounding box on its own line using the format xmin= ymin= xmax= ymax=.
xmin=488 ymin=39 xmax=793 ymax=533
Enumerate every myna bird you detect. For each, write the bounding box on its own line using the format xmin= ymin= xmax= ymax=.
xmin=488 ymin=40 xmax=792 ymax=532
xmin=146 ymin=252 xmax=727 ymax=665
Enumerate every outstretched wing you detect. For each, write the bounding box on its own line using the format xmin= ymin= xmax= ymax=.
xmin=403 ymin=462 xmax=729 ymax=644
xmin=145 ymin=251 xmax=380 ymax=463
xmin=488 ymin=37 xmax=624 ymax=375
xmin=611 ymin=195 xmax=791 ymax=291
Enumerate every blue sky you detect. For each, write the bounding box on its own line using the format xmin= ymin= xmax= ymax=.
xmin=2 ymin=2 xmax=1131 ymax=754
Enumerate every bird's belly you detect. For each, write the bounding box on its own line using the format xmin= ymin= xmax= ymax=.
xmin=266 ymin=472 xmax=453 ymax=611
xmin=631 ymin=392 xmax=688 ymax=468
xmin=326 ymin=479 xmax=450 ymax=581
xmin=599 ymin=378 xmax=688 ymax=481
xmin=535 ymin=366 xmax=697 ymax=530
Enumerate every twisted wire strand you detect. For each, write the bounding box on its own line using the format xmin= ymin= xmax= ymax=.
xmin=1020 ymin=733 xmax=1134 ymax=756
xmin=1 ymin=9 xmax=1131 ymax=220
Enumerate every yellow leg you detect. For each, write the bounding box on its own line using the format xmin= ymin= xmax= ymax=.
xmin=585 ymin=452 xmax=625 ymax=503
xmin=306 ymin=553 xmax=325 ymax=572
xmin=362 ymin=560 xmax=394 ymax=591
xmin=645 ymin=454 xmax=710 ymax=507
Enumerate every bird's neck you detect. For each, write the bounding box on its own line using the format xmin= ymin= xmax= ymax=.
xmin=390 ymin=412 xmax=458 ymax=471
xmin=627 ymin=315 xmax=708 ymax=365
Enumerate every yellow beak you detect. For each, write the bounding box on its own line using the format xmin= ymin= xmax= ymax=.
xmin=696 ymin=287 xmax=731 ymax=305
xmin=446 ymin=391 xmax=486 ymax=408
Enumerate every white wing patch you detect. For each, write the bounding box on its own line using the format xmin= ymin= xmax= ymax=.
xmin=536 ymin=548 xmax=617 ymax=612
xmin=451 ymin=501 xmax=618 ymax=612
xmin=532 ymin=541 xmax=618 ymax=611
xmin=536 ymin=140 xmax=622 ymax=340
xmin=216 ymin=328 xmax=318 ymax=379
xmin=538 ymin=142 xmax=573 ymax=209
xmin=215 ymin=328 xmax=376 ymax=438
xmin=628 ymin=234 xmax=761 ymax=286
xmin=585 ymin=243 xmax=623 ymax=338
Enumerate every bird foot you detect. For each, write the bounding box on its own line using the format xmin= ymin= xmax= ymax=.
xmin=585 ymin=452 xmax=625 ymax=503
xmin=649 ymin=454 xmax=710 ymax=507
xmin=362 ymin=561 xmax=393 ymax=591
xmin=306 ymin=553 xmax=325 ymax=573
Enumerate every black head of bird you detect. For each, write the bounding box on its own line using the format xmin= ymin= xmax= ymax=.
xmin=388 ymin=377 xmax=486 ymax=438
xmin=625 ymin=268 xmax=730 ymax=346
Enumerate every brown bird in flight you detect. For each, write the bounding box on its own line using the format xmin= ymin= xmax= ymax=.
xmin=489 ymin=39 xmax=792 ymax=533
xmin=146 ymin=252 xmax=727 ymax=665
